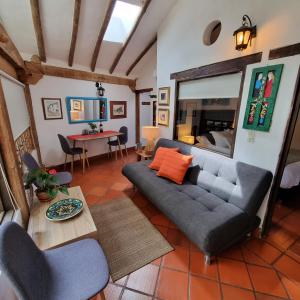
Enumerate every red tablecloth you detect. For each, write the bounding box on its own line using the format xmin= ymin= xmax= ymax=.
xmin=67 ymin=130 xmax=119 ymax=140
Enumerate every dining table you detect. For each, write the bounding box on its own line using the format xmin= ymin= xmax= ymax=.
xmin=67 ymin=130 xmax=123 ymax=174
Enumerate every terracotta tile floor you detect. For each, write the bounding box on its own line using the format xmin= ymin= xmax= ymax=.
xmin=70 ymin=151 xmax=300 ymax=300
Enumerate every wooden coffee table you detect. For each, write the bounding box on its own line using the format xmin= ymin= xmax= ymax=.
xmin=27 ymin=186 xmax=97 ymax=250
xmin=136 ymin=150 xmax=152 ymax=161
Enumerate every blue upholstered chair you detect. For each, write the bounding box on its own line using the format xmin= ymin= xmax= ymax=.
xmin=22 ymin=152 xmax=72 ymax=186
xmin=107 ymin=126 xmax=128 ymax=158
xmin=0 ymin=222 xmax=109 ymax=300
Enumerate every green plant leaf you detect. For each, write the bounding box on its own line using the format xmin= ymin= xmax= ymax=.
xmin=59 ymin=186 xmax=69 ymax=195
xmin=47 ymin=188 xmax=58 ymax=198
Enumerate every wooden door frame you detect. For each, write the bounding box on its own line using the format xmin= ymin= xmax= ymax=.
xmin=135 ymin=88 xmax=153 ymax=144
xmin=262 ymin=66 xmax=300 ymax=235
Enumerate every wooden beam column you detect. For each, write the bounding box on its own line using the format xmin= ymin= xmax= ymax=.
xmin=90 ymin=0 xmax=117 ymax=71
xmin=30 ymin=0 xmax=46 ymax=62
xmin=68 ymin=0 xmax=81 ymax=67
xmin=109 ymin=0 xmax=152 ymax=74
xmin=24 ymin=85 xmax=42 ymax=164
xmin=0 ymin=80 xmax=29 ymax=224
xmin=0 ymin=24 xmax=25 ymax=71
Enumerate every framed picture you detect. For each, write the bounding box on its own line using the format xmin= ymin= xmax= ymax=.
xmin=41 ymin=98 xmax=63 ymax=120
xmin=158 ymin=87 xmax=170 ymax=106
xmin=110 ymin=101 xmax=127 ymax=119
xmin=243 ymin=64 xmax=284 ymax=132
xmin=158 ymin=108 xmax=169 ymax=126
xmin=72 ymin=99 xmax=82 ymax=111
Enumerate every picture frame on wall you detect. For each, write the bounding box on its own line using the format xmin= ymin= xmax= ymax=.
xmin=41 ymin=98 xmax=63 ymax=120
xmin=158 ymin=87 xmax=170 ymax=106
xmin=158 ymin=108 xmax=170 ymax=126
xmin=72 ymin=99 xmax=82 ymax=111
xmin=110 ymin=101 xmax=127 ymax=119
xmin=243 ymin=64 xmax=284 ymax=132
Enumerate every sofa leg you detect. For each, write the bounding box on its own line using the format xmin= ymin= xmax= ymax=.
xmin=204 ymin=255 xmax=211 ymax=265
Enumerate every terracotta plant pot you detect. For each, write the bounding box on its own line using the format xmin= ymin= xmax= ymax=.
xmin=36 ymin=191 xmax=53 ymax=202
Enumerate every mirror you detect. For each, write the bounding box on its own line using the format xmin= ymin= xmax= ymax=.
xmin=66 ymin=97 xmax=107 ymax=124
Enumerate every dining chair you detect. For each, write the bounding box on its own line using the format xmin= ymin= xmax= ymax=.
xmin=57 ymin=134 xmax=90 ymax=173
xmin=0 ymin=221 xmax=109 ymax=300
xmin=22 ymin=152 xmax=72 ymax=186
xmin=107 ymin=126 xmax=128 ymax=159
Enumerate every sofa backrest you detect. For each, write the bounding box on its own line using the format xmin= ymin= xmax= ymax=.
xmin=154 ymin=138 xmax=273 ymax=217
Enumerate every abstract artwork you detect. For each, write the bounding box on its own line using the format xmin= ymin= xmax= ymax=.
xmin=243 ymin=64 xmax=283 ymax=131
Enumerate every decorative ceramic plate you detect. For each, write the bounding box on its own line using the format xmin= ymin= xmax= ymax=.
xmin=46 ymin=198 xmax=83 ymax=221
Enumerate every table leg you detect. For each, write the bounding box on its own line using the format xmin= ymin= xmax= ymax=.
xmin=82 ymin=141 xmax=86 ymax=174
xmin=117 ymin=136 xmax=123 ymax=159
xmin=107 ymin=137 xmax=112 ymax=159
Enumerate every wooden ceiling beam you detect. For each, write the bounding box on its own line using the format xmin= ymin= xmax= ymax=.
xmin=22 ymin=61 xmax=136 ymax=91
xmin=126 ymin=35 xmax=156 ymax=76
xmin=90 ymin=0 xmax=117 ymax=72
xmin=0 ymin=23 xmax=25 ymax=70
xmin=109 ymin=0 xmax=152 ymax=74
xmin=30 ymin=0 xmax=46 ymax=62
xmin=68 ymin=0 xmax=81 ymax=67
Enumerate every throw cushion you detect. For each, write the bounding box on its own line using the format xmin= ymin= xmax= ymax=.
xmin=157 ymin=152 xmax=193 ymax=184
xmin=149 ymin=147 xmax=179 ymax=171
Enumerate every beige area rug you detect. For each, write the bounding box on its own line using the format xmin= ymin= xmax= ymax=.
xmin=90 ymin=197 xmax=173 ymax=282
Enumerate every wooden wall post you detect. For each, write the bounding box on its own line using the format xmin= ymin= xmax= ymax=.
xmin=0 ymin=79 xmax=29 ymax=224
xmin=24 ymin=84 xmax=42 ymax=164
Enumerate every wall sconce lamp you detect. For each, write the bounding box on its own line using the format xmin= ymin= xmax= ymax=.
xmin=233 ymin=15 xmax=256 ymax=51
xmin=96 ymin=82 xmax=105 ymax=97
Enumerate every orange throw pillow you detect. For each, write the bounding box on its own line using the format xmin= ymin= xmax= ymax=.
xmin=157 ymin=152 xmax=193 ymax=184
xmin=148 ymin=147 xmax=179 ymax=171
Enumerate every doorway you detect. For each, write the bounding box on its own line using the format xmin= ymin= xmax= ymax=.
xmin=135 ymin=88 xmax=153 ymax=145
xmin=139 ymin=91 xmax=152 ymax=145
xmin=262 ymin=67 xmax=300 ymax=258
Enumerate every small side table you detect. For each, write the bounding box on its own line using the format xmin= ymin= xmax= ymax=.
xmin=27 ymin=186 xmax=97 ymax=250
xmin=136 ymin=150 xmax=152 ymax=161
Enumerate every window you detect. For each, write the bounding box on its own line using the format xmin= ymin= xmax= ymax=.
xmin=104 ymin=1 xmax=142 ymax=43
xmin=175 ymin=73 xmax=242 ymax=156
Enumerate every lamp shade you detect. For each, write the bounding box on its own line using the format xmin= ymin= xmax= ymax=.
xmin=142 ymin=126 xmax=159 ymax=141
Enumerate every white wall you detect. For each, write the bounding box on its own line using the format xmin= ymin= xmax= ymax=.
xmin=156 ymin=0 xmax=300 ymax=223
xmin=30 ymin=76 xmax=136 ymax=167
xmin=135 ymin=46 xmax=157 ymax=91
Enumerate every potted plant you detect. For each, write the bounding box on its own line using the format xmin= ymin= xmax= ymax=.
xmin=25 ymin=168 xmax=69 ymax=202
xmin=88 ymin=122 xmax=98 ymax=134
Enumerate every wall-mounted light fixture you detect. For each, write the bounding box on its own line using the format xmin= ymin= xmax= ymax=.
xmin=95 ymin=82 xmax=105 ymax=97
xmin=233 ymin=15 xmax=256 ymax=51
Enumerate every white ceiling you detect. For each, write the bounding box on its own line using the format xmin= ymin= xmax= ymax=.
xmin=0 ymin=0 xmax=177 ymax=77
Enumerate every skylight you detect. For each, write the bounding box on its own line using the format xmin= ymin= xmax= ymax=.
xmin=104 ymin=1 xmax=142 ymax=44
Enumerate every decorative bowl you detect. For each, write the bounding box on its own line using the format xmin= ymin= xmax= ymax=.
xmin=46 ymin=198 xmax=83 ymax=222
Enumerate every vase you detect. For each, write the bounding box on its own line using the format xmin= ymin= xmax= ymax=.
xmin=36 ymin=191 xmax=54 ymax=202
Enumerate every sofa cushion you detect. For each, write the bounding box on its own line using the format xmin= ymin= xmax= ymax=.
xmin=153 ymin=139 xmax=273 ymax=217
xmin=149 ymin=147 xmax=178 ymax=170
xmin=157 ymin=152 xmax=193 ymax=184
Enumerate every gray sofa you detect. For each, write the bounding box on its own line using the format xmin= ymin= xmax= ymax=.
xmin=122 ymin=138 xmax=272 ymax=263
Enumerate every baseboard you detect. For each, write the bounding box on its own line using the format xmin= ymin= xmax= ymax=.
xmin=50 ymin=146 xmax=136 ymax=171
